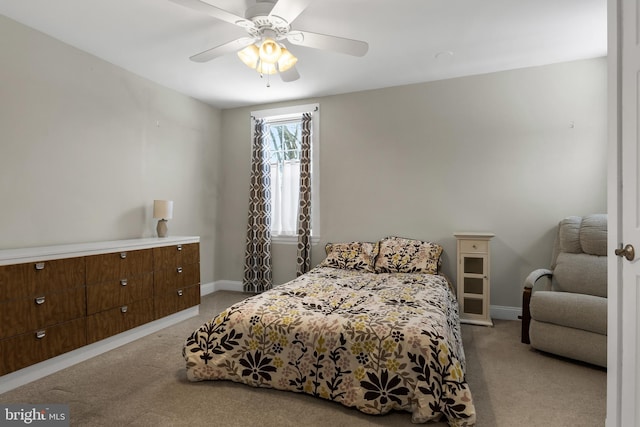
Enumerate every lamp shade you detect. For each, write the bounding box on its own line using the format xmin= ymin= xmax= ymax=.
xmin=256 ymin=61 xmax=277 ymax=75
xmin=238 ymin=44 xmax=260 ymax=69
xmin=153 ymin=200 xmax=173 ymax=219
xmin=277 ymin=47 xmax=298 ymax=72
xmin=259 ymin=38 xmax=282 ymax=64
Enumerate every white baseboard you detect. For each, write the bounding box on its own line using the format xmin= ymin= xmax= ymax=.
xmin=0 ymin=306 xmax=198 ymax=395
xmin=491 ymin=305 xmax=522 ymax=321
xmin=202 ymin=280 xmax=243 ymax=295
xmin=200 ymin=281 xmax=215 ymax=295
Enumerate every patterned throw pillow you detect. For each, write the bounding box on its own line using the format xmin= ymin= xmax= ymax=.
xmin=319 ymin=241 xmax=379 ymax=272
xmin=374 ymin=236 xmax=443 ymax=274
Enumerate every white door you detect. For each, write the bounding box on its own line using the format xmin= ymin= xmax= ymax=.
xmin=608 ymin=0 xmax=640 ymax=425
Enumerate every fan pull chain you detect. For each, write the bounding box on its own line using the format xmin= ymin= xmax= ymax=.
xmin=259 ymin=70 xmax=271 ymax=88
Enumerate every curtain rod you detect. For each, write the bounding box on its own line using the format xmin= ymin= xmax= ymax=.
xmin=251 ymin=105 xmax=318 ymax=121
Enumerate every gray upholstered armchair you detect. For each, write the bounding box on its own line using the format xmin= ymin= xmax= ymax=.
xmin=521 ymin=214 xmax=607 ymax=367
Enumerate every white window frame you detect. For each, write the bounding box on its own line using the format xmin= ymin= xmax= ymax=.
xmin=251 ymin=103 xmax=320 ymax=245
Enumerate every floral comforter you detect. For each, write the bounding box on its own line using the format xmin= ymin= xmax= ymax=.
xmin=183 ymin=266 xmax=475 ymax=426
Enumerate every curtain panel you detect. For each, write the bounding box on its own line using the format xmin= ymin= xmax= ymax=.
xmin=270 ymin=160 xmax=300 ymax=236
xmin=243 ymin=118 xmax=273 ymax=293
xmin=296 ymin=112 xmax=312 ymax=276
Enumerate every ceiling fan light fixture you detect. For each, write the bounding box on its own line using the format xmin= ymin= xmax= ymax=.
xmin=257 ymin=61 xmax=277 ymax=75
xmin=277 ymin=47 xmax=298 ymax=72
xmin=237 ymin=44 xmax=260 ymax=69
xmin=259 ymin=38 xmax=282 ymax=64
xmin=175 ymin=0 xmax=369 ymax=86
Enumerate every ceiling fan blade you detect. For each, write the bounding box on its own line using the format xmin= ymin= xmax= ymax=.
xmin=190 ymin=37 xmax=256 ymax=63
xmin=286 ymin=30 xmax=368 ymax=57
xmin=279 ymin=66 xmax=300 ymax=82
xmin=269 ymin=0 xmax=314 ymax=23
xmin=170 ymin=0 xmax=254 ymax=28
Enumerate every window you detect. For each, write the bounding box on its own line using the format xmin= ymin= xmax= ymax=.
xmin=252 ymin=104 xmax=320 ymax=244
xmin=266 ymin=120 xmax=302 ymax=236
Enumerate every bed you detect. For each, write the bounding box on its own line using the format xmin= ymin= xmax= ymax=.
xmin=183 ymin=237 xmax=476 ymax=426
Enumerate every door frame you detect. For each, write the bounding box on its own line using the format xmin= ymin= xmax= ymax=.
xmin=606 ymin=0 xmax=621 ymax=425
xmin=607 ymin=0 xmax=636 ymax=425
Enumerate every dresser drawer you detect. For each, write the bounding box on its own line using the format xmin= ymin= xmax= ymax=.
xmin=86 ymin=298 xmax=154 ymax=344
xmin=0 ymin=317 xmax=86 ymax=375
xmin=459 ymin=240 xmax=489 ymax=254
xmin=0 ymin=287 xmax=86 ymax=339
xmin=154 ymin=263 xmax=200 ymax=293
xmin=87 ymin=272 xmax=153 ymax=315
xmin=153 ymin=243 xmax=199 ymax=270
xmin=0 ymin=257 xmax=85 ymax=301
xmin=86 ymin=249 xmax=153 ymax=284
xmin=154 ymin=285 xmax=200 ymax=319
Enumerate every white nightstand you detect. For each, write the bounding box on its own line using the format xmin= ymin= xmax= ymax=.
xmin=454 ymin=232 xmax=495 ymax=326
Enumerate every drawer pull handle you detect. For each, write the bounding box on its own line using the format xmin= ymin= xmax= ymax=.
xmin=472 ymin=244 xmax=477 ymax=249
xmin=34 ymin=262 xmax=45 ymax=270
xmin=177 ymin=245 xmax=182 ymax=251
xmin=177 ymin=267 xmax=183 ymax=274
xmin=35 ymin=296 xmax=46 ymax=305
xmin=120 ymin=279 xmax=128 ymax=287
xmin=121 ymin=305 xmax=128 ymax=313
xmin=177 ymin=289 xmax=183 ymax=296
xmin=120 ymin=252 xmax=127 ymax=259
xmin=36 ymin=330 xmax=46 ymax=339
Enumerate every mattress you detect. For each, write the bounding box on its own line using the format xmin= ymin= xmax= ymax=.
xmin=183 ymin=266 xmax=475 ymax=426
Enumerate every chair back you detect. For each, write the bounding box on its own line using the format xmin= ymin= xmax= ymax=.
xmin=550 ymin=214 xmax=607 ymax=298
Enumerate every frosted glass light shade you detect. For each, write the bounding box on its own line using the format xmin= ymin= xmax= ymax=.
xmin=238 ymin=39 xmax=297 ymax=77
xmin=238 ymin=44 xmax=260 ymax=69
xmin=259 ymin=38 xmax=281 ymax=64
xmin=256 ymin=61 xmax=277 ymax=75
xmin=277 ymin=47 xmax=297 ymax=72
xmin=153 ymin=200 xmax=173 ymax=219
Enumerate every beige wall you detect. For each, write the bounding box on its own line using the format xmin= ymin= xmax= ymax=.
xmin=0 ymin=16 xmax=222 ymax=285
xmin=218 ymin=58 xmax=607 ymax=308
xmin=1 ymin=15 xmax=607 ymax=309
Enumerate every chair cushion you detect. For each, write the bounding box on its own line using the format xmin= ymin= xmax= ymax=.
xmin=558 ymin=216 xmax=582 ymax=254
xmin=530 ymin=290 xmax=607 ymax=335
xmin=556 ymin=214 xmax=607 ymax=256
xmin=553 ymin=252 xmax=607 ymax=297
xmin=580 ymin=214 xmax=607 ymax=256
xmin=552 ymin=214 xmax=607 ymax=297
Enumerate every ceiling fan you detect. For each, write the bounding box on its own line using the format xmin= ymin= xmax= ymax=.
xmin=170 ymin=0 xmax=369 ymax=83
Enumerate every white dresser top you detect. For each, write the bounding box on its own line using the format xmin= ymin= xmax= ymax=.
xmin=0 ymin=236 xmax=200 ymax=266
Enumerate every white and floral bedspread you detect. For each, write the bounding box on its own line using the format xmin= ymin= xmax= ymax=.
xmin=183 ymin=266 xmax=475 ymax=426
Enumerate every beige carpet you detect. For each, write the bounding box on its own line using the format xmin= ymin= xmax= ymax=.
xmin=0 ymin=291 xmax=606 ymax=426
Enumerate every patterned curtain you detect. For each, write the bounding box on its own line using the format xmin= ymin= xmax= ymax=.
xmin=296 ymin=112 xmax=312 ymax=276
xmin=243 ymin=118 xmax=273 ymax=293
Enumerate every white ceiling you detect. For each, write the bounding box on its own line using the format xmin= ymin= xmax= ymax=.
xmin=0 ymin=0 xmax=607 ymax=109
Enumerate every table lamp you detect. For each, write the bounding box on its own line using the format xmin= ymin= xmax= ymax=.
xmin=153 ymin=200 xmax=173 ymax=238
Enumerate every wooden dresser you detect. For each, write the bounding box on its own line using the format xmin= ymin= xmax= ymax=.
xmin=0 ymin=237 xmax=199 ymax=377
xmin=153 ymin=243 xmax=200 ymax=319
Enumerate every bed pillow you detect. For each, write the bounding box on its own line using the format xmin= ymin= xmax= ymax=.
xmin=318 ymin=241 xmax=379 ymax=272
xmin=374 ymin=236 xmax=443 ymax=274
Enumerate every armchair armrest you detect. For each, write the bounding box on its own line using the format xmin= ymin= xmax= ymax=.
xmin=521 ymin=268 xmax=552 ymax=344
xmin=524 ymin=268 xmax=553 ymax=289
